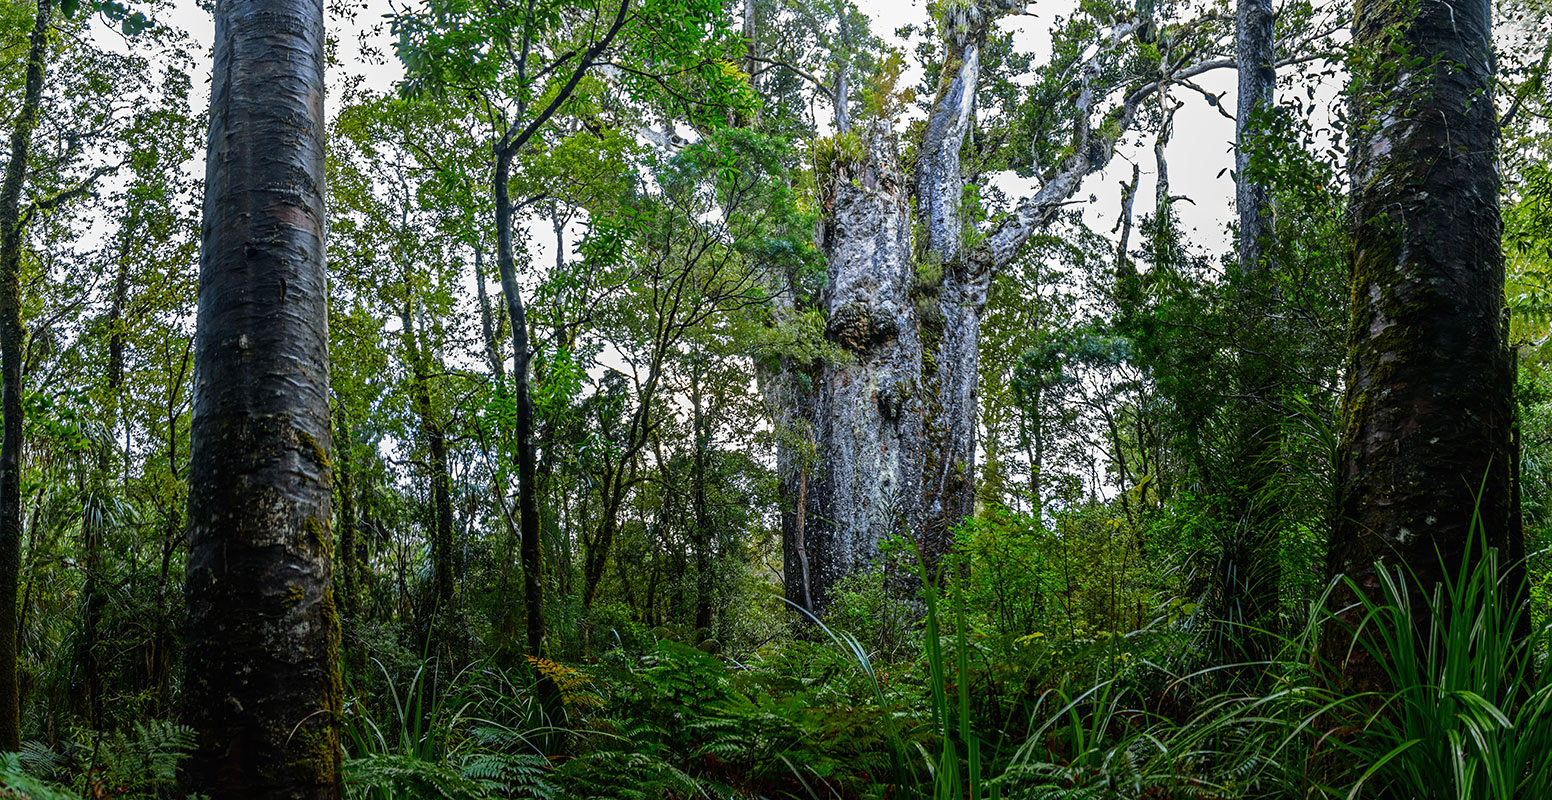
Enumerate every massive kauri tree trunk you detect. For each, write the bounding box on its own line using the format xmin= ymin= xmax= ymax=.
xmin=0 ymin=0 xmax=51 ymax=752
xmin=805 ymin=125 xmax=920 ymax=613
xmin=181 ymin=0 xmax=342 ymax=793
xmin=914 ymin=2 xmax=1007 ymax=580
xmin=1325 ymin=0 xmax=1519 ymax=691
xmin=790 ymin=2 xmax=1157 ymax=611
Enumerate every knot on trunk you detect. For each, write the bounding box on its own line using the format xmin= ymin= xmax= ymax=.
xmin=827 ymin=301 xmax=898 ymax=354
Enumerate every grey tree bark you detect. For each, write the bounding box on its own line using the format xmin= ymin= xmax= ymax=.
xmin=915 ymin=1 xmax=1011 ymax=578
xmin=790 ymin=2 xmax=1161 ymax=608
xmin=1235 ymin=0 xmax=1275 ymax=275
xmin=805 ymin=125 xmax=919 ymax=613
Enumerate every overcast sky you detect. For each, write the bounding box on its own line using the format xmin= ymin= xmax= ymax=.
xmin=101 ymin=0 xmax=1270 ymax=265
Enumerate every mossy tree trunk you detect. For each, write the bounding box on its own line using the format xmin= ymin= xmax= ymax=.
xmin=181 ymin=0 xmax=342 ymax=793
xmin=1325 ymin=0 xmax=1520 ymax=692
xmin=0 ymin=0 xmax=51 ymax=753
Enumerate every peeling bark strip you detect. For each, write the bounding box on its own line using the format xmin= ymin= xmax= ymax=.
xmin=182 ymin=0 xmax=342 ymax=794
xmin=0 ymin=0 xmax=52 ymax=752
xmin=1327 ymin=0 xmax=1520 ymax=690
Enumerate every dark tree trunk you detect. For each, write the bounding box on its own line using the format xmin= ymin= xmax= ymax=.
xmin=152 ymin=339 xmax=191 ymax=715
xmin=475 ymin=0 xmax=627 ymax=652
xmin=334 ymin=410 xmax=359 ymax=621
xmin=181 ymin=0 xmax=342 ymax=793
xmin=77 ymin=479 xmax=103 ymax=732
xmin=494 ymin=150 xmax=545 ymax=657
xmin=1325 ymin=0 xmax=1519 ymax=692
xmin=0 ymin=0 xmax=51 ymax=752
xmin=690 ymin=362 xmax=714 ymax=633
xmin=400 ymin=302 xmax=455 ymax=639
xmin=79 ymin=246 xmax=131 ymax=731
xmin=1232 ymin=0 xmax=1281 ymax=674
xmin=769 ymin=354 xmax=818 ymax=613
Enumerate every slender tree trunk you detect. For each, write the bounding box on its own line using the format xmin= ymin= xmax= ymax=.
xmin=400 ymin=302 xmax=455 ymax=639
xmin=153 ymin=340 xmax=190 ymax=715
xmin=1233 ymin=0 xmax=1281 ymax=675
xmin=1325 ymin=0 xmax=1519 ymax=693
xmin=1236 ymin=0 xmax=1275 ymax=276
xmin=771 ymin=362 xmax=817 ymax=612
xmin=77 ymin=472 xmax=103 ymax=731
xmin=474 ymin=245 xmax=505 ymax=382
xmin=181 ymin=0 xmax=342 ymax=792
xmin=334 ymin=410 xmax=359 ymax=621
xmin=494 ymin=148 xmax=545 ymax=657
xmin=690 ymin=361 xmax=714 ymax=633
xmin=76 ymin=243 xmax=129 ymax=731
xmin=0 ymin=0 xmax=51 ymax=752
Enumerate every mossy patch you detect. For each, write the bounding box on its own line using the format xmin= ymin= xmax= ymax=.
xmin=296 ymin=428 xmax=329 ymax=471
xmin=282 ymin=584 xmax=306 ymax=609
xmin=303 ymin=515 xmax=331 ymax=556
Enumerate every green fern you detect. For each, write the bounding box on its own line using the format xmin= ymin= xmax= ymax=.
xmin=0 ymin=752 xmax=83 ymax=800
xmin=91 ymin=719 xmax=196 ymax=791
xmin=460 ymin=752 xmax=558 ymax=798
xmin=345 ymin=753 xmax=493 ymax=800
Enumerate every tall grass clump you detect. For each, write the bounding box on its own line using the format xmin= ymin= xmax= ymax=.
xmin=343 ymin=658 xmax=560 ymax=799
xmin=1322 ymin=539 xmax=1552 ymax=799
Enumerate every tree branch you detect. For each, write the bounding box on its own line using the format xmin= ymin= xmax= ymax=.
xmin=19 ymin=165 xmax=112 ymax=229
